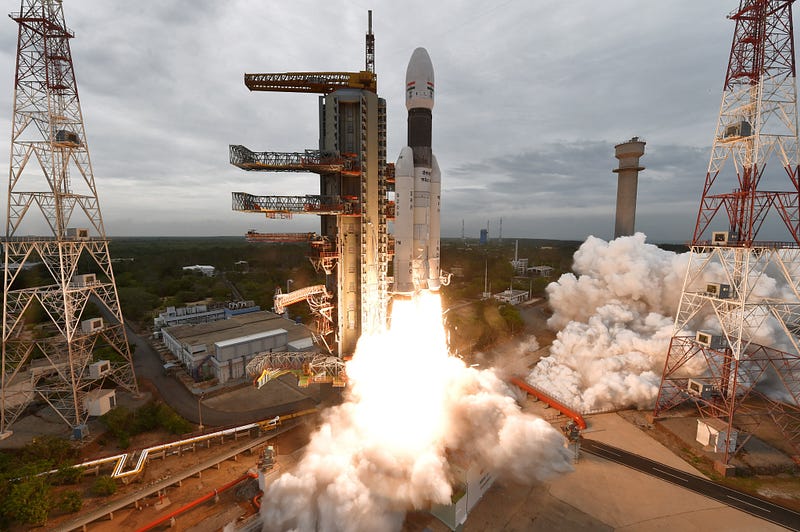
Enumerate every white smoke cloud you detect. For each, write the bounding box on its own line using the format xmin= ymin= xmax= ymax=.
xmin=527 ymin=234 xmax=692 ymax=412
xmin=262 ymin=294 xmax=573 ymax=532
xmin=526 ymin=233 xmax=800 ymax=413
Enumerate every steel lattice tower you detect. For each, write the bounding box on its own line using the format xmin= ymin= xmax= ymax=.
xmin=654 ymin=0 xmax=800 ymax=464
xmin=1 ymin=0 xmax=137 ymax=440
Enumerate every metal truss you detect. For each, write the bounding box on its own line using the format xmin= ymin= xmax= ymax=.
xmin=229 ymin=145 xmax=358 ymax=173
xmin=657 ymin=1 xmax=800 ymax=464
xmin=273 ymin=285 xmax=335 ymax=355
xmin=656 ymin=244 xmax=800 ymax=462
xmin=694 ymin=0 xmax=800 ymax=245
xmin=231 ymin=192 xmax=351 ymax=217
xmin=245 ymin=352 xmax=346 ymax=388
xmin=244 ymin=71 xmax=376 ymax=94
xmin=1 ymin=1 xmax=137 ymax=438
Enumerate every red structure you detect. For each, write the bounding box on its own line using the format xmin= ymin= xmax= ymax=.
xmin=655 ymin=0 xmax=800 ymax=464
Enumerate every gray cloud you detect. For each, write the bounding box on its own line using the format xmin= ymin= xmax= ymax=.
xmin=0 ymin=1 xmax=783 ymax=240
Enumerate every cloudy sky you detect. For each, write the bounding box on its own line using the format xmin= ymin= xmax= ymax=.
xmin=0 ymin=1 xmax=766 ymax=241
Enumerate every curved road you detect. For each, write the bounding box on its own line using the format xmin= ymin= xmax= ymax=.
xmin=582 ymin=438 xmax=800 ymax=531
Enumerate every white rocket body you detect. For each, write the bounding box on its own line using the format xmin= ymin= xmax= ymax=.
xmin=394 ymin=48 xmax=440 ymax=295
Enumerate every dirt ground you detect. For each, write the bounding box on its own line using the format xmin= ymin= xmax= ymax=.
xmin=38 ymin=419 xmax=316 ymax=532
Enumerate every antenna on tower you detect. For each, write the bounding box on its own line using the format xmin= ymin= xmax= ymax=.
xmin=365 ymin=10 xmax=375 ymax=74
xmin=499 ymin=217 xmax=503 ymax=244
xmin=461 ymin=219 xmax=465 ymax=243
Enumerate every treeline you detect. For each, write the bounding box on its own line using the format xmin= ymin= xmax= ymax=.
xmin=440 ymin=238 xmax=578 ymax=301
xmin=108 ymin=237 xmax=318 ymax=325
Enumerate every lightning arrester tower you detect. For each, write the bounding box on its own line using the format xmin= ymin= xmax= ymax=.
xmin=654 ymin=0 xmax=800 ymax=465
xmin=1 ymin=0 xmax=138 ymax=440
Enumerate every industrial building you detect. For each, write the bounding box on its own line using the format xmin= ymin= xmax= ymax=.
xmin=493 ymin=289 xmax=529 ymax=305
xmin=230 ymin=12 xmax=389 ymax=357
xmin=161 ymin=311 xmax=313 ymax=384
xmin=153 ymin=300 xmax=260 ymax=330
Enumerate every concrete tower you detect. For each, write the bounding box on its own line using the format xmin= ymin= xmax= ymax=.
xmin=612 ymin=137 xmax=646 ymax=238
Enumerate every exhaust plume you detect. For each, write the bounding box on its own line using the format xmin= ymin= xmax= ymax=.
xmin=262 ymin=292 xmax=572 ymax=531
xmin=527 ymin=233 xmax=794 ymax=412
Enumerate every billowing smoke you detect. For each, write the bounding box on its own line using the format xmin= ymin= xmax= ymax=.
xmin=527 ymin=233 xmax=795 ymax=412
xmin=262 ymin=293 xmax=573 ymax=531
xmin=526 ymin=233 xmax=689 ymax=412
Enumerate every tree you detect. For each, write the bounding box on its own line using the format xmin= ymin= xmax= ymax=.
xmin=1 ymin=477 xmax=51 ymax=526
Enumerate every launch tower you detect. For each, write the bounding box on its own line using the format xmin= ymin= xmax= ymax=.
xmin=1 ymin=0 xmax=138 ymax=439
xmin=231 ymin=13 xmax=390 ymax=357
xmin=654 ymin=0 xmax=800 ymax=464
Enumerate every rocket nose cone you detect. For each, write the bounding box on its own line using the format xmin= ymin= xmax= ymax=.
xmin=406 ymin=48 xmax=433 ymax=81
xmin=405 ymin=47 xmax=434 ymax=110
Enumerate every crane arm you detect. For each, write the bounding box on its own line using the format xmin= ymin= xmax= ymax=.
xmin=244 ymin=71 xmax=377 ymax=94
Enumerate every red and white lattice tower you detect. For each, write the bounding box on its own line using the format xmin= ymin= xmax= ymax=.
xmin=1 ymin=0 xmax=137 ymax=440
xmin=654 ymin=0 xmax=800 ymax=464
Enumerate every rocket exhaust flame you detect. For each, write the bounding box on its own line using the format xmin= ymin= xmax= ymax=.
xmin=261 ymin=292 xmax=573 ymax=531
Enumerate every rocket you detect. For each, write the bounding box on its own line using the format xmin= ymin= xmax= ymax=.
xmin=394 ymin=47 xmax=441 ymax=295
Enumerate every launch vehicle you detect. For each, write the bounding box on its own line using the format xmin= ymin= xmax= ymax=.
xmin=394 ymin=47 xmax=444 ymax=295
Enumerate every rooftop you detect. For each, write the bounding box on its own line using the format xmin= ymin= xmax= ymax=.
xmin=164 ymin=310 xmax=311 ymax=347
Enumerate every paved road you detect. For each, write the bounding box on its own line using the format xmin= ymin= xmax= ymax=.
xmin=582 ymin=438 xmax=800 ymax=531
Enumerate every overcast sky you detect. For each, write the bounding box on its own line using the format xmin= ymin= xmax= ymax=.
xmin=0 ymin=1 xmax=771 ymax=242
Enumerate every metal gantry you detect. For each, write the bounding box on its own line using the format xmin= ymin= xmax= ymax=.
xmin=230 ymin=11 xmax=389 ymax=357
xmin=654 ymin=0 xmax=800 ymax=463
xmin=245 ymin=352 xmax=346 ymax=389
xmin=1 ymin=0 xmax=137 ymax=439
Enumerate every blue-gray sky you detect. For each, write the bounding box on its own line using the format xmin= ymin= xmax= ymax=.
xmin=0 ymin=1 xmax=766 ymax=241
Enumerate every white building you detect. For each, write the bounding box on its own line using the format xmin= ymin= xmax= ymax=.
xmin=431 ymin=454 xmax=495 ymax=530
xmin=696 ymin=418 xmax=738 ymax=453
xmin=528 ymin=265 xmax=554 ymax=277
xmin=493 ymin=289 xmax=529 ymax=305
xmin=154 ymin=301 xmax=261 ymax=330
xmin=161 ymin=311 xmax=314 ymax=384
xmin=182 ymin=264 xmax=215 ymax=276
xmin=154 ymin=304 xmax=226 ymax=329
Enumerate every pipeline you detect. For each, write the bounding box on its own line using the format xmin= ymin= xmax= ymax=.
xmin=38 ymin=409 xmax=317 ymax=482
xmin=252 ymin=492 xmax=263 ymax=510
xmin=134 ymin=471 xmax=257 ymax=532
xmin=510 ymin=376 xmax=587 ymax=430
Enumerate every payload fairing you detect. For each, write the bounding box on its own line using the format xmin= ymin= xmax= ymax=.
xmin=394 ymin=47 xmax=442 ymax=295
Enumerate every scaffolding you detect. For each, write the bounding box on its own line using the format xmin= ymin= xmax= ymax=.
xmin=230 ymin=11 xmax=389 ymax=357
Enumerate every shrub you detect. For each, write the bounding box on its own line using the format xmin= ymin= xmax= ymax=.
xmin=56 ymin=490 xmax=83 ymax=513
xmin=91 ymin=476 xmax=117 ymax=497
xmin=53 ymin=465 xmax=82 ymax=485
